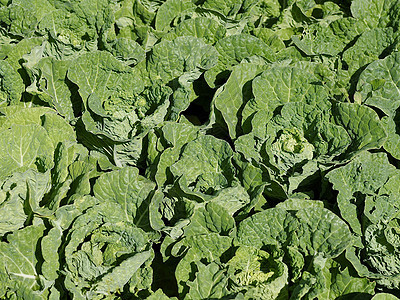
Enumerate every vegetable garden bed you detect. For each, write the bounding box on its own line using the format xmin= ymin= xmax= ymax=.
xmin=1 ymin=0 xmax=400 ymax=299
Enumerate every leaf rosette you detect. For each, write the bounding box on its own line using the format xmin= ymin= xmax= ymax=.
xmin=63 ymin=201 xmax=154 ymax=299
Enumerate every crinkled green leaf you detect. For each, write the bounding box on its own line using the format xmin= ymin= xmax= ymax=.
xmin=5 ymin=37 xmax=44 ymax=72
xmin=63 ymin=201 xmax=153 ymax=298
xmin=0 ymin=172 xmax=34 ymax=236
xmin=0 ymin=4 xmax=38 ymax=38
xmin=0 ymin=124 xmax=54 ymax=180
xmin=0 ymin=106 xmax=76 ymax=146
xmin=236 ymin=207 xmax=352 ymax=259
xmin=185 ymin=261 xmax=229 ymax=300
xmin=0 ymin=224 xmax=45 ymax=292
xmin=382 ymin=116 xmax=400 ymax=160
xmin=170 ymin=135 xmax=235 ymax=194
xmin=163 ymin=17 xmax=226 ymax=44
xmin=357 ymin=52 xmax=400 ymax=117
xmin=155 ymin=0 xmax=195 ymax=32
xmin=183 ymin=202 xmax=236 ymax=237
xmin=0 ymin=60 xmax=24 ymax=106
xmin=105 ymin=37 xmax=145 ymax=65
xmin=148 ymin=36 xmax=218 ymax=83
xmin=292 ymin=23 xmax=348 ymax=56
xmin=326 ymin=151 xmax=397 ymax=235
xmin=343 ymin=28 xmax=396 ymax=76
xmin=205 ymin=34 xmax=275 ymax=87
xmin=333 ymin=102 xmax=387 ymax=153
xmin=93 ymin=166 xmax=156 ymax=228
xmin=243 ymin=63 xmax=329 ymax=124
xmin=212 ymin=63 xmax=266 ymax=139
xmin=372 ymin=293 xmax=400 ymax=300
xmin=68 ymin=51 xmax=144 ymax=107
xmin=37 ymin=8 xmax=97 ymax=53
xmin=351 ymin=0 xmax=400 ymax=29
xmin=26 ymin=57 xmax=76 ymax=120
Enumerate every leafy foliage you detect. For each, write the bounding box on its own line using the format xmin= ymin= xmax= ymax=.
xmin=1 ymin=0 xmax=400 ymax=299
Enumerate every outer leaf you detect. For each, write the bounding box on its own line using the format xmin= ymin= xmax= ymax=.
xmin=94 ymin=250 xmax=152 ymax=294
xmin=93 ymin=166 xmax=156 ymax=227
xmin=333 ymin=102 xmax=387 ymax=153
xmin=0 ymin=124 xmax=54 ymax=180
xmin=183 ymin=202 xmax=236 ymax=237
xmin=342 ymin=28 xmax=396 ymax=76
xmin=0 ymin=224 xmax=45 ymax=291
xmin=0 ymin=5 xmax=38 ymax=38
xmin=28 ymin=57 xmax=76 ymax=120
xmin=236 ymin=207 xmax=294 ymax=250
xmin=292 ymin=23 xmax=348 ymax=56
xmin=236 ymin=207 xmax=352 ymax=259
xmin=151 ymin=122 xmax=199 ymax=186
xmin=63 ymin=202 xmax=153 ymax=298
xmin=326 ymin=151 xmax=397 ymax=235
xmin=12 ymin=0 xmax=54 ymax=22
xmin=351 ymin=0 xmax=400 ymax=29
xmin=148 ymin=36 xmax=218 ymax=83
xmin=244 ymin=63 xmax=329 ymax=123
xmin=174 ymin=234 xmax=232 ymax=295
xmin=372 ymin=294 xmax=400 ymax=300
xmin=0 ymin=172 xmax=36 ymax=236
xmin=212 ymin=63 xmax=266 ymax=139
xmin=155 ymin=0 xmax=195 ymax=32
xmin=382 ymin=116 xmax=400 ymax=159
xmin=201 ymin=0 xmax=242 ymax=17
xmin=205 ymin=34 xmax=275 ymax=87
xmin=146 ymin=289 xmax=179 ymax=300
xmin=295 ymin=208 xmax=353 ymax=258
xmin=327 ymin=266 xmax=375 ymax=298
xmin=0 ymin=60 xmax=24 ymax=106
xmin=364 ymin=221 xmax=400 ymax=278
xmin=185 ymin=262 xmax=229 ymax=300
xmin=68 ymin=51 xmax=143 ymax=106
xmin=5 ymin=37 xmax=43 ymax=72
xmin=0 ymin=106 xmax=76 ymax=146
xmin=105 ymin=38 xmax=145 ymax=65
xmin=357 ymin=52 xmax=400 ymax=117
xmin=36 ymin=9 xmax=97 ymax=55
xmin=163 ymin=17 xmax=226 ymax=44
xmin=170 ymin=135 xmax=235 ymax=194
